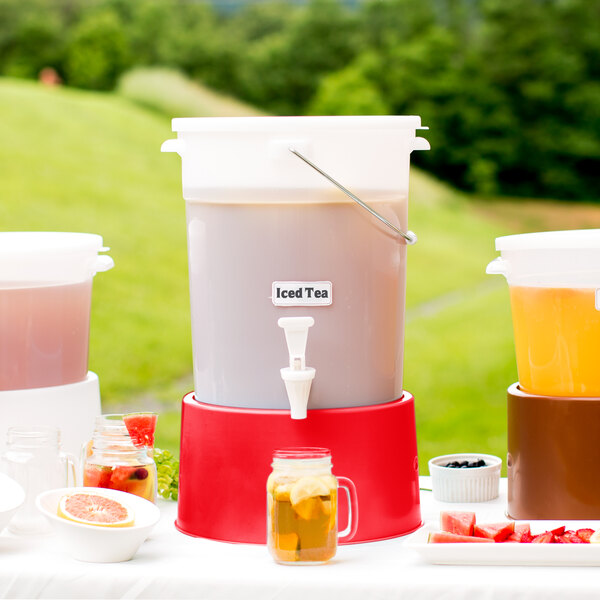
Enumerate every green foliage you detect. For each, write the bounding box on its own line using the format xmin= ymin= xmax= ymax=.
xmin=65 ymin=8 xmax=130 ymax=90
xmin=227 ymin=0 xmax=293 ymax=42
xmin=234 ymin=0 xmax=360 ymax=114
xmin=1 ymin=0 xmax=597 ymax=199
xmin=154 ymin=447 xmax=179 ymax=500
xmin=0 ymin=0 xmax=66 ymax=78
xmin=308 ymin=63 xmax=389 ymax=115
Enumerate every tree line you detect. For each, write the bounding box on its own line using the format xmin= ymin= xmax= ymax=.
xmin=1 ymin=0 xmax=598 ymax=200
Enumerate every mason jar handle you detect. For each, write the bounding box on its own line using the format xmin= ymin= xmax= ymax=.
xmin=336 ymin=476 xmax=359 ymax=541
xmin=60 ymin=452 xmax=78 ymax=487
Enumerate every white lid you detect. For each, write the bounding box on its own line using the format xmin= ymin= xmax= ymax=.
xmin=496 ymin=229 xmax=600 ymax=251
xmin=171 ymin=115 xmax=426 ymax=133
xmin=0 ymin=232 xmax=114 ymax=285
xmin=0 ymin=232 xmax=107 ymax=253
xmin=163 ymin=115 xmax=429 ymax=197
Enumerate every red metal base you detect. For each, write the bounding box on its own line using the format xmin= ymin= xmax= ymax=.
xmin=176 ymin=393 xmax=421 ymax=544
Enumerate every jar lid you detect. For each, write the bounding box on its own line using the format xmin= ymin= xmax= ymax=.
xmin=6 ymin=426 xmax=60 ymax=448
xmin=272 ymin=447 xmax=331 ymax=461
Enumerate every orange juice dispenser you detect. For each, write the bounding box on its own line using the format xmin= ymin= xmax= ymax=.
xmin=487 ymin=229 xmax=600 ymax=518
xmin=162 ymin=116 xmax=429 ymax=543
xmin=0 ymin=232 xmax=113 ymax=458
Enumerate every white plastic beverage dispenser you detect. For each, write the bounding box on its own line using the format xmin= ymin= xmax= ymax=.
xmin=163 ymin=116 xmax=429 ymax=543
xmin=163 ymin=116 xmax=429 ymax=415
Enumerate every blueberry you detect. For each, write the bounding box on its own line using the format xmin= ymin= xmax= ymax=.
xmin=443 ymin=458 xmax=487 ymax=468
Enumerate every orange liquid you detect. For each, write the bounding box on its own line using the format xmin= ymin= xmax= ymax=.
xmin=510 ymin=286 xmax=600 ymax=396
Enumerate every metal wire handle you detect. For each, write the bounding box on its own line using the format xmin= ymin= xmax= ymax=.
xmin=289 ymin=148 xmax=417 ymax=245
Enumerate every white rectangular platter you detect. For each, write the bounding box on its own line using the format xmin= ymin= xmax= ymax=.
xmin=405 ymin=522 xmax=600 ymax=567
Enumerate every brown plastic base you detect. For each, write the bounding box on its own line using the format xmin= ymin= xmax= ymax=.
xmin=507 ymin=383 xmax=600 ymax=519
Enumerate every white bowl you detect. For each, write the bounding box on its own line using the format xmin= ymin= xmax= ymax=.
xmin=36 ymin=487 xmax=160 ymax=562
xmin=428 ymin=453 xmax=502 ymax=503
xmin=0 ymin=472 xmax=25 ymax=533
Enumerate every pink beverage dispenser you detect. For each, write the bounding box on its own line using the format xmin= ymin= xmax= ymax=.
xmin=162 ymin=116 xmax=429 ymax=543
xmin=0 ymin=232 xmax=113 ymax=457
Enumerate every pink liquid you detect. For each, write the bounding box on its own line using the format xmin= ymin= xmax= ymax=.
xmin=186 ymin=188 xmax=408 ymax=409
xmin=0 ymin=281 xmax=92 ymax=390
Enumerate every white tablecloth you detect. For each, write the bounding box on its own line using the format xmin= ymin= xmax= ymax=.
xmin=1 ymin=478 xmax=600 ymax=599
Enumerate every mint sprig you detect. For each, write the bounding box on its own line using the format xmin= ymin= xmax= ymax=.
xmin=154 ymin=447 xmax=179 ymax=500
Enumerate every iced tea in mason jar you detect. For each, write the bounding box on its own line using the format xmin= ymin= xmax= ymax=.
xmin=267 ymin=447 xmax=358 ymax=565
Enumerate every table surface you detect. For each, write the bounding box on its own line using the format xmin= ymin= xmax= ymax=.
xmin=2 ymin=477 xmax=600 ymax=600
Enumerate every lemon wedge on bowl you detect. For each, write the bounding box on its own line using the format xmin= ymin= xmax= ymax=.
xmin=57 ymin=491 xmax=135 ymax=528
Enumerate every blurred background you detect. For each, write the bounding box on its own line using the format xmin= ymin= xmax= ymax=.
xmin=0 ymin=0 xmax=598 ymax=469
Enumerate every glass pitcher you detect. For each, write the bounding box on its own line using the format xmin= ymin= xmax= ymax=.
xmin=1 ymin=427 xmax=76 ymax=534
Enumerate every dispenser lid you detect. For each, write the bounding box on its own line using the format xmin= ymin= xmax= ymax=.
xmin=0 ymin=232 xmax=114 ymax=285
xmin=164 ymin=115 xmax=429 ymax=196
xmin=496 ymin=229 xmax=600 ymax=251
xmin=171 ymin=115 xmax=426 ymax=133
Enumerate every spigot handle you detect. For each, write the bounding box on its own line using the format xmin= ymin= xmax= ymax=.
xmin=278 ymin=317 xmax=314 ymax=369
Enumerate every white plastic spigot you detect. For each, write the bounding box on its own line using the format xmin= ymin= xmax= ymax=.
xmin=278 ymin=317 xmax=316 ymax=420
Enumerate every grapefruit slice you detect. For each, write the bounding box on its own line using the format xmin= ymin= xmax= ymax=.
xmin=123 ymin=412 xmax=158 ymax=449
xmin=57 ymin=492 xmax=135 ymax=528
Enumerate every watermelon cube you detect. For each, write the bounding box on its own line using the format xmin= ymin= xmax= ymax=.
xmin=506 ymin=522 xmax=531 ymax=543
xmin=576 ymin=528 xmax=594 ymax=543
xmin=474 ymin=521 xmax=515 ymax=542
xmin=440 ymin=511 xmax=476 ymax=537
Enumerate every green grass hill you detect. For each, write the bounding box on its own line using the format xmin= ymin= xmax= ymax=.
xmin=2 ymin=74 xmax=599 ymax=467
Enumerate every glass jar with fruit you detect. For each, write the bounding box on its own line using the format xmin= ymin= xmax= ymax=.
xmin=267 ymin=447 xmax=358 ymax=565
xmin=83 ymin=415 xmax=157 ymax=503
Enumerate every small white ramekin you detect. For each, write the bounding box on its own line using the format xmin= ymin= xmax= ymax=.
xmin=428 ymin=453 xmax=502 ymax=503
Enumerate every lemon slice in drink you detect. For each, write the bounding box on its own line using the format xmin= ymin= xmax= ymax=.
xmin=274 ymin=483 xmax=295 ymax=502
xmin=58 ymin=492 xmax=135 ymax=528
xmin=290 ymin=476 xmax=330 ymax=507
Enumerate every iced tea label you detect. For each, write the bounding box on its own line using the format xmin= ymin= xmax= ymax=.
xmin=272 ymin=281 xmax=332 ymax=306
